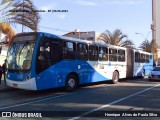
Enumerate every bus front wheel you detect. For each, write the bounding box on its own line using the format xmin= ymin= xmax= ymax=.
xmin=112 ymin=71 xmax=119 ymax=84
xmin=65 ymin=74 xmax=78 ymax=92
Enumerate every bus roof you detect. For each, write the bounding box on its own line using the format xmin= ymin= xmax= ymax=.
xmin=14 ymin=32 xmax=151 ymax=53
xmin=38 ymin=32 xmax=127 ymax=50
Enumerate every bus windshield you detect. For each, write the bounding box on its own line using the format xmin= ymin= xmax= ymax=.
xmin=7 ymin=35 xmax=36 ymax=72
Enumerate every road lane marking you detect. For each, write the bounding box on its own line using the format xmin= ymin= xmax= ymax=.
xmin=0 ymin=91 xmax=80 ymax=110
xmin=0 ymin=83 xmax=109 ymax=110
xmin=69 ymin=83 xmax=160 ymax=120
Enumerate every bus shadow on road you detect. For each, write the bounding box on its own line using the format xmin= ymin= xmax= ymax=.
xmin=11 ymin=77 xmax=154 ymax=95
xmin=1 ymin=77 xmax=158 ymax=97
xmin=79 ymin=77 xmax=147 ymax=88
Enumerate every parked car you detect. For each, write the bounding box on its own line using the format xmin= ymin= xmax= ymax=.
xmin=148 ymin=66 xmax=160 ymax=81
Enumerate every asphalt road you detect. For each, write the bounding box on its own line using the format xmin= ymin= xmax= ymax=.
xmin=0 ymin=78 xmax=160 ymax=120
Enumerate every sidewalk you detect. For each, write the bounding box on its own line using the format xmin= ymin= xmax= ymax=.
xmin=0 ymin=79 xmax=9 ymax=90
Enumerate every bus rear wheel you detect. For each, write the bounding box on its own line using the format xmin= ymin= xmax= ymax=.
xmin=112 ymin=71 xmax=119 ymax=84
xmin=65 ymin=74 xmax=78 ymax=92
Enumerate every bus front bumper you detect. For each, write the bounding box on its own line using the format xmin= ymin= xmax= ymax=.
xmin=6 ymin=78 xmax=37 ymax=90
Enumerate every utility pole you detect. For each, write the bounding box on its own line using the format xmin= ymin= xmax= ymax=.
xmin=22 ymin=0 xmax=24 ymax=33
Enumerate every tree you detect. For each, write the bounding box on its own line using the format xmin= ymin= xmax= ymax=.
xmin=98 ymin=29 xmax=135 ymax=48
xmin=0 ymin=22 xmax=15 ymax=36
xmin=139 ymin=39 xmax=158 ymax=60
xmin=0 ymin=0 xmax=40 ymax=32
xmin=0 ymin=22 xmax=15 ymax=45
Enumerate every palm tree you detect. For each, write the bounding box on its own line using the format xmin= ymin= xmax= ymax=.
xmin=139 ymin=39 xmax=158 ymax=60
xmin=0 ymin=0 xmax=40 ymax=32
xmin=98 ymin=29 xmax=135 ymax=48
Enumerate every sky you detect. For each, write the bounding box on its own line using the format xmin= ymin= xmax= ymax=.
xmin=14 ymin=0 xmax=152 ymax=47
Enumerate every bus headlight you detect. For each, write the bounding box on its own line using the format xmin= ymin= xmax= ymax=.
xmin=24 ymin=74 xmax=31 ymax=81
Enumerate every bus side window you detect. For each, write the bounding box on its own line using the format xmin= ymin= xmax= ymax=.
xmin=118 ymin=49 xmax=125 ymax=62
xmin=99 ymin=47 xmax=103 ymax=60
xmin=109 ymin=48 xmax=117 ymax=61
xmin=94 ymin=46 xmax=98 ymax=60
xmin=89 ymin=45 xmax=98 ymax=61
xmin=36 ymin=37 xmax=62 ymax=74
xmin=99 ymin=47 xmax=108 ymax=61
xmin=77 ymin=43 xmax=88 ymax=60
xmin=37 ymin=37 xmax=49 ymax=73
xmin=135 ymin=52 xmax=140 ymax=63
xmin=63 ymin=41 xmax=76 ymax=59
xmin=50 ymin=40 xmax=62 ymax=63
xmin=150 ymin=55 xmax=152 ymax=59
xmin=89 ymin=45 xmax=94 ymax=61
xmin=146 ymin=55 xmax=149 ymax=63
xmin=38 ymin=38 xmax=46 ymax=61
xmin=140 ymin=54 xmax=145 ymax=63
xmin=44 ymin=42 xmax=51 ymax=59
xmin=38 ymin=41 xmax=51 ymax=61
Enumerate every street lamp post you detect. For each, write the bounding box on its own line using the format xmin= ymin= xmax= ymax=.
xmin=135 ymin=31 xmax=154 ymax=51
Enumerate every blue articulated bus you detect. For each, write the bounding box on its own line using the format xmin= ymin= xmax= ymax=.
xmin=6 ymin=32 xmax=153 ymax=91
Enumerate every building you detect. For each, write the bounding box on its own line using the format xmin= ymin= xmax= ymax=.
xmin=63 ymin=29 xmax=101 ymax=42
xmin=152 ymin=0 xmax=160 ymax=58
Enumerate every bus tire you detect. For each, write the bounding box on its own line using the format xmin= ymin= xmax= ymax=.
xmin=65 ymin=74 xmax=78 ymax=92
xmin=141 ymin=70 xmax=145 ymax=78
xmin=112 ymin=71 xmax=119 ymax=84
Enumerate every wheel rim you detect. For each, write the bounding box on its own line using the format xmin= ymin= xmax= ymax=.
xmin=67 ymin=78 xmax=75 ymax=89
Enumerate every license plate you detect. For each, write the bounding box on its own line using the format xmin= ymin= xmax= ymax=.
xmin=13 ymin=83 xmax=18 ymax=88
